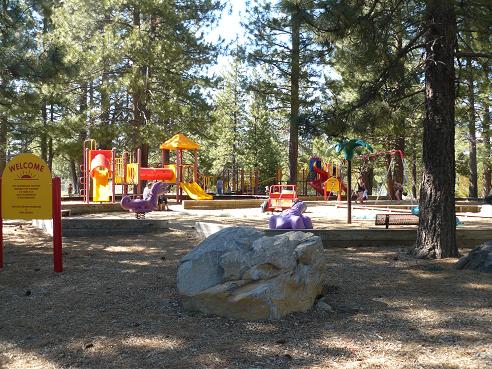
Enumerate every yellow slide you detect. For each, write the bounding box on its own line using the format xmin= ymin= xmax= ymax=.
xmin=92 ymin=168 xmax=110 ymax=202
xmin=180 ymin=182 xmax=213 ymax=200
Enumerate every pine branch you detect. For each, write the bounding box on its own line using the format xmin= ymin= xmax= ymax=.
xmin=456 ymin=51 xmax=491 ymax=59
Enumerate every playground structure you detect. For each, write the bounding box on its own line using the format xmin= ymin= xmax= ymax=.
xmin=201 ymin=167 xmax=280 ymax=195
xmin=80 ymin=133 xmax=212 ymax=203
xmin=307 ymin=157 xmax=347 ymax=201
xmin=264 ymin=184 xmax=299 ymax=212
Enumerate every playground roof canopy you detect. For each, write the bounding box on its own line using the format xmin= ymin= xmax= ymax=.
xmin=159 ymin=133 xmax=200 ymax=150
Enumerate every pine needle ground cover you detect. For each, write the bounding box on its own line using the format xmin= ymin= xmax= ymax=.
xmin=1 ymin=212 xmax=491 ymax=369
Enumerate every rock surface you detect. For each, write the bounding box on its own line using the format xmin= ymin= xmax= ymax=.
xmin=177 ymin=227 xmax=325 ymax=320
xmin=455 ymin=242 xmax=492 ymax=273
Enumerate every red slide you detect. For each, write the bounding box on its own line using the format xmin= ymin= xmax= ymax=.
xmin=308 ymin=165 xmax=330 ymax=195
xmin=308 ymin=165 xmax=347 ymax=195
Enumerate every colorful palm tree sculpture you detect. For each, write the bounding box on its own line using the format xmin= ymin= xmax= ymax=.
xmin=335 ymin=139 xmax=373 ymax=224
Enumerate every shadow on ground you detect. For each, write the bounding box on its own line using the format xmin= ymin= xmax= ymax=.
xmin=1 ymin=222 xmax=491 ymax=369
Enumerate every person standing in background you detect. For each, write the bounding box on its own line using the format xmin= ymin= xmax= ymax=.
xmin=217 ymin=177 xmax=223 ymax=195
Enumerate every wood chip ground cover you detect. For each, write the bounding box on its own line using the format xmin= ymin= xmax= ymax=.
xmin=1 ymin=211 xmax=491 ymax=369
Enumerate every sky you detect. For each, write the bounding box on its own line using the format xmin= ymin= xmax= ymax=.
xmin=206 ymin=1 xmax=248 ymax=75
xmin=208 ymin=1 xmax=247 ymax=43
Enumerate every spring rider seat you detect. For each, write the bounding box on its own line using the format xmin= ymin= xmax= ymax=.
xmin=268 ymin=200 xmax=313 ymax=229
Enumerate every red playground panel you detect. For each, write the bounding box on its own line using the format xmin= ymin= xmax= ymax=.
xmin=266 ymin=184 xmax=298 ymax=212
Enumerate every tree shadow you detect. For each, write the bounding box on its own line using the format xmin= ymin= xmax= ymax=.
xmin=0 ymin=222 xmax=491 ymax=368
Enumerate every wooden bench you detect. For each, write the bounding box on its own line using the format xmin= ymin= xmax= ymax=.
xmin=375 ymin=213 xmax=418 ymax=229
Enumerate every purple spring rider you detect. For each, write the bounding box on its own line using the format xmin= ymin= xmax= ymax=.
xmin=268 ymin=201 xmax=313 ymax=230
xmin=121 ymin=182 xmax=168 ymax=218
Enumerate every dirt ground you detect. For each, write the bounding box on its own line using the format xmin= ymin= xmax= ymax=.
xmin=1 ymin=205 xmax=491 ymax=369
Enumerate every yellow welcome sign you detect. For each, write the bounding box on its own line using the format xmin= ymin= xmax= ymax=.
xmin=2 ymin=154 xmax=52 ymax=219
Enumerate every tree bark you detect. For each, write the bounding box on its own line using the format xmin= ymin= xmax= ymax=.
xmin=413 ymin=0 xmax=458 ymax=259
xmin=0 ymin=116 xmax=7 ymax=174
xmin=40 ymin=103 xmax=48 ymax=162
xmin=48 ymin=103 xmax=54 ymax=170
xmin=69 ymin=159 xmax=78 ymax=193
xmin=288 ymin=8 xmax=300 ymax=185
xmin=482 ymin=62 xmax=491 ymax=197
xmin=387 ymin=29 xmax=406 ymax=200
xmin=75 ymin=82 xmax=89 ymax=193
xmin=467 ymin=62 xmax=478 ymax=198
xmin=131 ymin=6 xmax=151 ymax=168
xmin=412 ymin=150 xmax=418 ymax=199
xmin=99 ymin=9 xmax=112 ymax=148
xmin=365 ymin=166 xmax=374 ymax=195
xmin=386 ymin=156 xmax=395 ymax=200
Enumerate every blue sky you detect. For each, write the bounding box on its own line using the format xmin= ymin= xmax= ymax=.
xmin=206 ymin=1 xmax=247 ymax=75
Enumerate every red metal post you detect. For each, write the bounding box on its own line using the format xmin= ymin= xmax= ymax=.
xmin=137 ymin=148 xmax=142 ymax=196
xmin=0 ymin=178 xmax=3 ymax=269
xmin=111 ymin=148 xmax=116 ymax=203
xmin=52 ymin=177 xmax=63 ymax=272
xmin=194 ymin=149 xmax=198 ymax=183
xmin=123 ymin=151 xmax=128 ymax=195
xmin=178 ymin=149 xmax=183 ymax=202
xmin=85 ymin=148 xmax=90 ymax=203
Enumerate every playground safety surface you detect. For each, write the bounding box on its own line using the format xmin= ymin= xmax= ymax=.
xmin=1 ymin=202 xmax=491 ymax=368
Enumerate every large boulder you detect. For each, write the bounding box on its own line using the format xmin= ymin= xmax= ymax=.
xmin=455 ymin=242 xmax=492 ymax=273
xmin=177 ymin=227 xmax=325 ymax=320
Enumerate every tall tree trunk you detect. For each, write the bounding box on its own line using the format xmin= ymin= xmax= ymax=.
xmin=89 ymin=81 xmax=94 ymax=136
xmin=387 ymin=30 xmax=406 ymax=200
xmin=47 ymin=103 xmax=54 ymax=170
xmin=40 ymin=103 xmax=48 ymax=162
xmin=386 ymin=156 xmax=395 ymax=200
xmin=75 ymin=83 xmax=89 ymax=193
xmin=99 ymin=9 xmax=112 ymax=148
xmin=131 ymin=6 xmax=150 ymax=168
xmin=386 ymin=137 xmax=405 ymax=200
xmin=482 ymin=62 xmax=491 ymax=197
xmin=366 ymin=167 xmax=374 ymax=195
xmin=412 ymin=151 xmax=418 ymax=199
xmin=0 ymin=116 xmax=7 ymax=173
xmin=232 ymin=63 xmax=239 ymax=188
xmin=99 ymin=72 xmax=111 ymax=147
xmin=413 ymin=0 xmax=458 ymax=259
xmin=69 ymin=159 xmax=78 ymax=193
xmin=410 ymin=120 xmax=420 ymax=200
xmin=288 ymin=8 xmax=300 ymax=185
xmin=467 ymin=62 xmax=478 ymax=198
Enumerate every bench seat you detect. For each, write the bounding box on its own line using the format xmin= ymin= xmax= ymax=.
xmin=375 ymin=213 xmax=418 ymax=229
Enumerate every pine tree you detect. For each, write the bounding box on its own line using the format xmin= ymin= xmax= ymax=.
xmin=244 ymin=0 xmax=328 ymax=185
xmin=243 ymin=80 xmax=284 ymax=184
xmin=207 ymin=56 xmax=248 ymax=176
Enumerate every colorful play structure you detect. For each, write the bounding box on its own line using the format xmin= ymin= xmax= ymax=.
xmin=264 ymin=184 xmax=299 ymax=212
xmin=308 ymin=157 xmax=347 ymax=200
xmin=80 ymin=133 xmax=212 ymax=203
